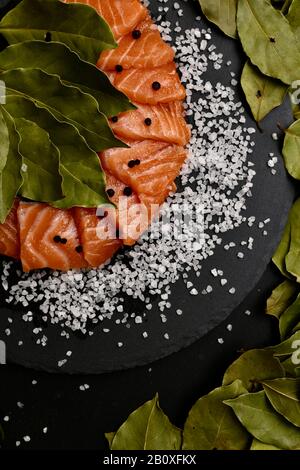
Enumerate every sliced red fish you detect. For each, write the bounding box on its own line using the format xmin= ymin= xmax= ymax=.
xmin=64 ymin=0 xmax=147 ymax=39
xmin=108 ymin=63 xmax=186 ymax=104
xmin=101 ymin=140 xmax=187 ymax=199
xmin=105 ymin=172 xmax=150 ymax=245
xmin=111 ymin=101 xmax=191 ymax=146
xmin=0 ymin=200 xmax=20 ymax=260
xmin=18 ymin=202 xmax=88 ymax=272
xmin=98 ymin=15 xmax=174 ymax=70
xmin=73 ymin=207 xmax=122 ymax=267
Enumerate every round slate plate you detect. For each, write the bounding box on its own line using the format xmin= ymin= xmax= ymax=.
xmin=0 ymin=0 xmax=295 ymax=373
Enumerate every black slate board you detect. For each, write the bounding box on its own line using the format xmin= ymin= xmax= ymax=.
xmin=0 ymin=0 xmax=295 ymax=373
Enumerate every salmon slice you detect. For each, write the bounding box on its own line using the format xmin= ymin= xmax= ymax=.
xmin=98 ymin=15 xmax=174 ymax=70
xmin=64 ymin=0 xmax=147 ymax=39
xmin=105 ymin=172 xmax=150 ymax=245
xmin=109 ymin=63 xmax=186 ymax=104
xmin=18 ymin=202 xmax=88 ymax=272
xmin=111 ymin=102 xmax=191 ymax=146
xmin=73 ymin=207 xmax=122 ymax=267
xmin=0 ymin=200 xmax=20 ymax=260
xmin=100 ymin=140 xmax=187 ymax=198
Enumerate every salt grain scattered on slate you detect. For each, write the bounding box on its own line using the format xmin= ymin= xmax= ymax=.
xmin=0 ymin=0 xmax=265 ymax=344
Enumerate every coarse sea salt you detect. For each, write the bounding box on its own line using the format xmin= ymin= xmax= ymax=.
xmin=1 ymin=0 xmax=257 ymax=336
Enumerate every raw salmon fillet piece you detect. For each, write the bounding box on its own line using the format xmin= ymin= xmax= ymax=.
xmin=64 ymin=0 xmax=147 ymax=39
xmin=111 ymin=101 xmax=191 ymax=146
xmin=18 ymin=202 xmax=88 ymax=272
xmin=105 ymin=172 xmax=150 ymax=245
xmin=109 ymin=63 xmax=186 ymax=104
xmin=0 ymin=200 xmax=20 ymax=260
xmin=73 ymin=207 xmax=122 ymax=267
xmin=98 ymin=15 xmax=174 ymax=70
xmin=101 ymin=140 xmax=187 ymax=199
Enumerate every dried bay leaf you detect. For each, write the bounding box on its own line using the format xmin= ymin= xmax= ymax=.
xmin=5 ymin=96 xmax=108 ymax=209
xmin=0 ymin=0 xmax=116 ymax=63
xmin=266 ymin=330 xmax=300 ymax=358
xmin=283 ymin=120 xmax=300 ymax=180
xmin=14 ymin=117 xmax=63 ymax=202
xmin=285 ymin=199 xmax=300 ymax=281
xmin=0 ymin=41 xmax=135 ymax=117
xmin=250 ymin=438 xmax=281 ymax=450
xmin=182 ymin=380 xmax=250 ymax=450
xmin=262 ymin=378 xmax=300 ymax=427
xmin=198 ymin=0 xmax=238 ymax=38
xmin=222 ymin=349 xmax=285 ymax=391
xmin=0 ymin=107 xmax=9 ymax=173
xmin=272 ymin=217 xmax=292 ymax=279
xmin=241 ymin=61 xmax=288 ymax=122
xmin=1 ymin=67 xmax=122 ymax=152
xmin=286 ymin=0 xmax=300 ymax=41
xmin=266 ymin=280 xmax=299 ymax=319
xmin=279 ymin=294 xmax=300 ymax=340
xmin=237 ymin=0 xmax=300 ymax=85
xmin=224 ymin=391 xmax=300 ymax=449
xmin=109 ymin=395 xmax=182 ymax=450
xmin=0 ymin=108 xmax=22 ymax=223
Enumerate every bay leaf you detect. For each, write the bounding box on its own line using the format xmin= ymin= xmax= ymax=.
xmin=266 ymin=280 xmax=299 ymax=319
xmin=224 ymin=391 xmax=300 ymax=449
xmin=285 ymin=199 xmax=300 ymax=281
xmin=279 ymin=294 xmax=300 ymax=339
xmin=110 ymin=395 xmax=182 ymax=450
xmin=105 ymin=432 xmax=116 ymax=449
xmin=0 ymin=41 xmax=135 ymax=117
xmin=0 ymin=108 xmax=22 ymax=223
xmin=262 ymin=378 xmax=300 ymax=427
xmin=281 ymin=357 xmax=300 ymax=378
xmin=0 ymin=0 xmax=116 ymax=63
xmin=1 ymin=67 xmax=122 ymax=152
xmin=266 ymin=330 xmax=300 ymax=358
xmin=250 ymin=438 xmax=281 ymax=450
xmin=222 ymin=349 xmax=285 ymax=391
xmin=182 ymin=380 xmax=250 ymax=450
xmin=5 ymin=95 xmax=108 ymax=209
xmin=0 ymin=107 xmax=9 ymax=173
xmin=237 ymin=0 xmax=300 ymax=85
xmin=14 ymin=117 xmax=63 ymax=202
xmin=283 ymin=120 xmax=300 ymax=180
xmin=272 ymin=217 xmax=292 ymax=278
xmin=241 ymin=61 xmax=287 ymax=122
xmin=286 ymin=0 xmax=300 ymax=41
xmin=198 ymin=0 xmax=238 ymax=39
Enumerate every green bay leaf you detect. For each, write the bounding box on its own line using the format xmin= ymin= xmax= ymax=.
xmin=286 ymin=0 xmax=300 ymax=41
xmin=283 ymin=120 xmax=300 ymax=180
xmin=237 ymin=0 xmax=300 ymax=85
xmin=0 ymin=41 xmax=135 ymax=117
xmin=285 ymin=199 xmax=300 ymax=281
xmin=250 ymin=438 xmax=281 ymax=450
xmin=262 ymin=378 xmax=300 ymax=427
xmin=0 ymin=0 xmax=116 ymax=63
xmin=110 ymin=395 xmax=182 ymax=450
xmin=241 ymin=61 xmax=288 ymax=122
xmin=222 ymin=349 xmax=285 ymax=391
xmin=0 ymin=106 xmax=9 ymax=173
xmin=272 ymin=217 xmax=292 ymax=278
xmin=266 ymin=330 xmax=300 ymax=358
xmin=266 ymin=280 xmax=299 ymax=319
xmin=224 ymin=391 xmax=300 ymax=449
xmin=0 ymin=107 xmax=22 ymax=223
xmin=1 ymin=67 xmax=122 ymax=152
xmin=5 ymin=95 xmax=108 ymax=209
xmin=14 ymin=117 xmax=63 ymax=202
xmin=182 ymin=380 xmax=250 ymax=450
xmin=199 ymin=0 xmax=238 ymax=38
xmin=105 ymin=432 xmax=116 ymax=449
xmin=279 ymin=294 xmax=300 ymax=340
xmin=281 ymin=357 xmax=300 ymax=378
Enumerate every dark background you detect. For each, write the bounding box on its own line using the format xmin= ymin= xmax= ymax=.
xmin=0 ymin=0 xmax=297 ymax=451
xmin=0 ymin=265 xmax=286 ymax=450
